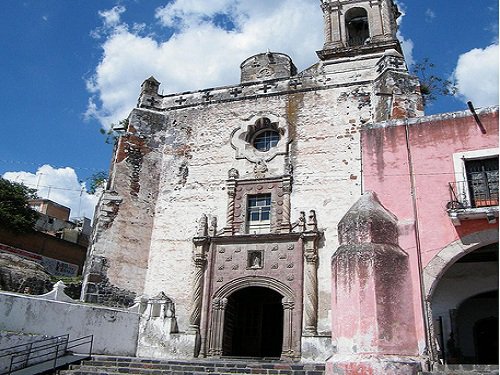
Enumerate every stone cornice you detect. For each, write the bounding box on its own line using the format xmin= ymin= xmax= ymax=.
xmin=137 ymin=75 xmax=374 ymax=113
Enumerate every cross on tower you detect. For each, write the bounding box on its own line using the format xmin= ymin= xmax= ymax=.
xmin=230 ymin=87 xmax=243 ymax=97
xmin=289 ymin=80 xmax=303 ymax=90
xmin=175 ymin=96 xmax=187 ymax=105
xmin=259 ymin=83 xmax=277 ymax=94
xmin=146 ymin=96 xmax=158 ymax=107
xmin=202 ymin=91 xmax=214 ymax=102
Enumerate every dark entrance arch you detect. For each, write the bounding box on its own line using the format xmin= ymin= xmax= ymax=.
xmin=474 ymin=315 xmax=498 ymax=364
xmin=430 ymin=242 xmax=498 ymax=364
xmin=222 ymin=286 xmax=283 ymax=358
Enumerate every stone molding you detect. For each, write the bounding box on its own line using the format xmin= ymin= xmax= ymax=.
xmin=230 ymin=113 xmax=289 ymax=163
xmin=222 ymin=176 xmax=293 ymax=235
xmin=212 ymin=275 xmax=294 ymax=301
xmin=423 ymin=228 xmax=499 ymax=299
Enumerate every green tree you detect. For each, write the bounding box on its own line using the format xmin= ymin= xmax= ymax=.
xmin=0 ymin=178 xmax=39 ymax=233
xmin=86 ymin=171 xmax=107 ymax=194
xmin=412 ymin=58 xmax=457 ymax=106
xmin=99 ymin=118 xmax=129 ymax=144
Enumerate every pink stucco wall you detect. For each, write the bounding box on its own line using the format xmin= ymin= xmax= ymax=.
xmin=361 ymin=107 xmax=499 ymax=351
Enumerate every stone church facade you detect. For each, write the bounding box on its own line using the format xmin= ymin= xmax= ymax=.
xmin=81 ymin=0 xmax=498 ymax=373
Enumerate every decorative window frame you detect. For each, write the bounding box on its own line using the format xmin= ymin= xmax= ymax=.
xmin=452 ymin=148 xmax=499 ymax=205
xmin=230 ymin=113 xmax=289 ymax=163
xmin=449 ymin=148 xmax=499 ymax=225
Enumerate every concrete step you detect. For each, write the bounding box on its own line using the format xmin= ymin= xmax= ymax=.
xmin=58 ymin=355 xmax=325 ymax=375
xmin=419 ymin=364 xmax=499 ymax=374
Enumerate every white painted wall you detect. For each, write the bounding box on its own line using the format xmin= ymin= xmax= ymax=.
xmin=0 ymin=291 xmax=140 ymax=356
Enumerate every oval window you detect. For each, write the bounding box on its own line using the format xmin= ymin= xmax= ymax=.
xmin=253 ymin=130 xmax=280 ymax=152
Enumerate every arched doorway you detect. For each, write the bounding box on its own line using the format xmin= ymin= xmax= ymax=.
xmin=430 ymin=243 xmax=498 ymax=364
xmin=222 ymin=286 xmax=283 ymax=358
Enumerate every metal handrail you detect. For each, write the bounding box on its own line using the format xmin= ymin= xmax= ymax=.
xmin=5 ymin=334 xmax=93 ymax=374
xmin=0 ymin=335 xmax=69 ymax=359
xmin=447 ymin=180 xmax=499 ymax=209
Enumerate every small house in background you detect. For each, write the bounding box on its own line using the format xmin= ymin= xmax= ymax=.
xmin=0 ymin=199 xmax=90 ymax=277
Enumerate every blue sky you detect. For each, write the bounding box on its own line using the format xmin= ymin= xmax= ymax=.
xmin=0 ymin=0 xmax=498 ymax=219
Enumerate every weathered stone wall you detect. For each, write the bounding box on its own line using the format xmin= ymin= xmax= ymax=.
xmin=83 ymin=39 xmax=423 ymax=358
xmin=82 ymin=111 xmax=165 ymax=307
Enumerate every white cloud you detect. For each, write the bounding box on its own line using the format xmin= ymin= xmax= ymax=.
xmin=2 ymin=166 xmax=100 ymax=221
xmin=87 ymin=1 xmax=417 ymax=128
xmin=454 ymin=43 xmax=499 ymax=107
xmin=86 ymin=0 xmax=323 ymax=129
xmin=425 ymin=9 xmax=436 ymax=23
xmin=99 ymin=5 xmax=126 ymax=28
xmin=394 ymin=1 xmax=414 ymax=67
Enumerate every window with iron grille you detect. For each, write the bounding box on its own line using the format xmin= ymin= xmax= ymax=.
xmin=465 ymin=157 xmax=499 ymax=208
xmin=247 ymin=194 xmax=271 ymax=234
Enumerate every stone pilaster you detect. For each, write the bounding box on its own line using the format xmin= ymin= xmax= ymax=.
xmin=224 ymin=169 xmax=238 ymax=235
xmin=188 ymin=237 xmax=208 ymax=332
xmin=209 ymin=298 xmax=227 ymax=357
xmin=302 ymin=231 xmax=319 ymax=336
xmin=280 ymin=175 xmax=292 ymax=233
xmin=281 ymin=300 xmax=295 ymax=359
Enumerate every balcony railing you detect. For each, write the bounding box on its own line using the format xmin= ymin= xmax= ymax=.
xmin=448 ymin=178 xmax=499 ymax=210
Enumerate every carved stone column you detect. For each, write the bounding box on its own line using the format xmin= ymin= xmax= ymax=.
xmin=321 ymin=2 xmax=333 ymax=44
xmin=209 ymin=298 xmax=227 ymax=357
xmin=281 ymin=300 xmax=295 ymax=359
xmin=302 ymin=231 xmax=319 ymax=336
xmin=188 ymin=239 xmax=208 ymax=332
xmin=224 ymin=169 xmax=238 ymax=235
xmin=326 ymin=2 xmax=344 ymax=48
xmin=280 ymin=175 xmax=292 ymax=233
xmin=189 ymin=215 xmax=209 ymax=332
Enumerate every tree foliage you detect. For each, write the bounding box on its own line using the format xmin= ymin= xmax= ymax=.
xmin=99 ymin=118 xmax=129 ymax=144
xmin=86 ymin=171 xmax=107 ymax=194
xmin=0 ymin=178 xmax=39 ymax=233
xmin=412 ymin=58 xmax=457 ymax=106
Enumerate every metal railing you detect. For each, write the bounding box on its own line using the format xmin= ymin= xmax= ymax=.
xmin=448 ymin=179 xmax=499 ymax=209
xmin=1 ymin=334 xmax=92 ymax=374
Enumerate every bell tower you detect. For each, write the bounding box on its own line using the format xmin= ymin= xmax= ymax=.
xmin=318 ymin=0 xmax=401 ymax=60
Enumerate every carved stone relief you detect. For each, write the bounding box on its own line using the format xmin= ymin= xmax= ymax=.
xmin=230 ymin=114 xmax=289 ymax=163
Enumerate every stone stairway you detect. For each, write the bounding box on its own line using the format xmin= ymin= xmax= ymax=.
xmin=58 ymin=355 xmax=326 ymax=375
xmin=419 ymin=364 xmax=499 ymax=375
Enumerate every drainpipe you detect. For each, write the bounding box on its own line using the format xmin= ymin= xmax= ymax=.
xmin=404 ymin=120 xmax=433 ymax=370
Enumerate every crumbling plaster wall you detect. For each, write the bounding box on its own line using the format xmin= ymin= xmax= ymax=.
xmin=85 ymin=49 xmax=423 ymax=340
xmin=83 ymin=111 xmax=165 ymax=306
xmin=141 ymin=55 xmax=407 ymax=334
xmin=361 ymin=107 xmax=499 ymax=353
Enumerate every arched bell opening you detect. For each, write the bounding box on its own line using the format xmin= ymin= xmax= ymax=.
xmin=345 ymin=7 xmax=370 ymax=47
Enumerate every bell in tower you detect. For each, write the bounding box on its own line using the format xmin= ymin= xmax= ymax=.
xmin=317 ymin=0 xmax=402 ymax=60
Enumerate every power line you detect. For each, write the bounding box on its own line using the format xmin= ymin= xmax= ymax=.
xmin=0 ymin=159 xmax=104 ymax=172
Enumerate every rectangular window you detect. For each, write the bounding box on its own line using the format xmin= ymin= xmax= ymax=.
xmin=247 ymin=194 xmax=271 ymax=234
xmin=465 ymin=157 xmax=499 ymax=207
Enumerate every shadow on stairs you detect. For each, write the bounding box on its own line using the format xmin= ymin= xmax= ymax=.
xmin=56 ymin=355 xmax=326 ymax=375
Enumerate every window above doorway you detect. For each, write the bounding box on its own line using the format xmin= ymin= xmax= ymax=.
xmin=247 ymin=194 xmax=272 ymax=234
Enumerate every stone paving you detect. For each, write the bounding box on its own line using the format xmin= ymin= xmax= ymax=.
xmin=58 ymin=355 xmax=326 ymax=375
xmin=419 ymin=364 xmax=499 ymax=375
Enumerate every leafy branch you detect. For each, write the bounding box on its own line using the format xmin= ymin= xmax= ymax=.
xmin=99 ymin=118 xmax=129 ymax=144
xmin=412 ymin=58 xmax=457 ymax=105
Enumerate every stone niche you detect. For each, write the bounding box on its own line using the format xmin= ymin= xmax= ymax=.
xmin=240 ymin=52 xmax=297 ymax=83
